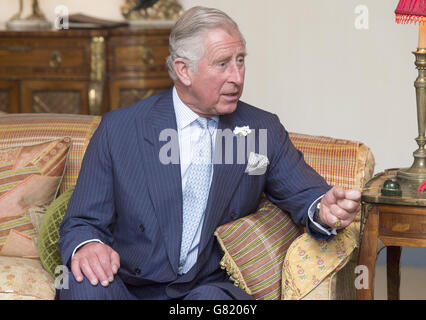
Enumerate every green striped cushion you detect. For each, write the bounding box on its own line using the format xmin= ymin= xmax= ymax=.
xmin=215 ymin=196 xmax=302 ymax=300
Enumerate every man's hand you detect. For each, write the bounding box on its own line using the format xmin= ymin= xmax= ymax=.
xmin=319 ymin=186 xmax=361 ymax=229
xmin=71 ymin=242 xmax=120 ymax=287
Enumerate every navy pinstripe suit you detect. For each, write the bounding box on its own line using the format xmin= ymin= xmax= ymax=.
xmin=58 ymin=89 xmax=331 ymax=299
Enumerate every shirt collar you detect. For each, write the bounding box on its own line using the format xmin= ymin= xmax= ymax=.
xmin=172 ymin=86 xmax=219 ymax=130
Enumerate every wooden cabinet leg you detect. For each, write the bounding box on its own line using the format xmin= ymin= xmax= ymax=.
xmin=357 ymin=205 xmax=379 ymax=300
xmin=387 ymin=246 xmax=401 ymax=300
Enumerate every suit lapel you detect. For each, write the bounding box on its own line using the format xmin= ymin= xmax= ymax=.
xmin=135 ymin=90 xmax=183 ymax=271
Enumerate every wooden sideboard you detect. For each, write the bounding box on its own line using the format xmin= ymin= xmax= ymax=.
xmin=0 ymin=26 xmax=173 ymax=115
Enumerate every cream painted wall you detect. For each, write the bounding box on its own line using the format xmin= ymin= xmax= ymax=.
xmin=0 ymin=0 xmax=419 ymax=174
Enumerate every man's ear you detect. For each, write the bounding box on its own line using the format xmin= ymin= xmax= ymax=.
xmin=173 ymin=58 xmax=192 ymax=86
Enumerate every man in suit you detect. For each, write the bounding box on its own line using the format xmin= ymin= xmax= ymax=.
xmin=58 ymin=6 xmax=361 ymax=300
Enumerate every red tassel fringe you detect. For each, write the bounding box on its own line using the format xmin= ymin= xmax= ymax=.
xmin=396 ymin=13 xmax=426 ymax=25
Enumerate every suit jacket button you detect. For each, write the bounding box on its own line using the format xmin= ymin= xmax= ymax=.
xmin=134 ymin=268 xmax=141 ymax=275
xmin=231 ymin=213 xmax=238 ymax=219
xmin=139 ymin=224 xmax=145 ymax=232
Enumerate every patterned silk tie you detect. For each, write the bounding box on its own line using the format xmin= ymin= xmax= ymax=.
xmin=179 ymin=117 xmax=213 ymax=269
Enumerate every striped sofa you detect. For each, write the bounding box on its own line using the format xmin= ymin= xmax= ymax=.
xmin=0 ymin=113 xmax=374 ymax=300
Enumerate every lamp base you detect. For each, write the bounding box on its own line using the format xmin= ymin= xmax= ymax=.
xmin=397 ymin=48 xmax=426 ymax=184
xmin=396 ymin=149 xmax=426 ymax=182
xmin=396 ymin=168 xmax=426 ymax=182
xmin=6 ymin=19 xmax=52 ymax=31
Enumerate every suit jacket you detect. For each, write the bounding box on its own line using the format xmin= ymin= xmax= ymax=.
xmin=58 ymin=89 xmax=331 ymax=299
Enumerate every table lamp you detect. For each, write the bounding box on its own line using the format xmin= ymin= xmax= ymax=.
xmin=7 ymin=0 xmax=52 ymax=31
xmin=395 ymin=0 xmax=426 ymax=182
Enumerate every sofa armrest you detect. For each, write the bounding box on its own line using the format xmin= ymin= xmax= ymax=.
xmin=281 ymin=223 xmax=359 ymax=300
xmin=281 ymin=137 xmax=375 ymax=300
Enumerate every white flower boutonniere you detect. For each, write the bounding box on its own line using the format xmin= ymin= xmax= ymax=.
xmin=233 ymin=125 xmax=252 ymax=137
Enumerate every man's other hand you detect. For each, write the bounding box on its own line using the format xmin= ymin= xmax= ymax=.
xmin=319 ymin=186 xmax=361 ymax=230
xmin=71 ymin=242 xmax=120 ymax=287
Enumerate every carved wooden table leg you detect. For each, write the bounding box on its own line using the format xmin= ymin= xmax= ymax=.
xmin=386 ymin=246 xmax=402 ymax=300
xmin=357 ymin=205 xmax=379 ymax=300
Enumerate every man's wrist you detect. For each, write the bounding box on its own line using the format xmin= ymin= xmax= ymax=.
xmin=313 ymin=202 xmax=332 ymax=231
xmin=72 ymin=239 xmax=104 ymax=259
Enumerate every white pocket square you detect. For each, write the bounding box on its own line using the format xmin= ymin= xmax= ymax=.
xmin=245 ymin=152 xmax=269 ymax=176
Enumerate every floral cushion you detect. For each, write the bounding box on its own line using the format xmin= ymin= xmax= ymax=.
xmin=0 ymin=256 xmax=55 ymax=300
xmin=0 ymin=138 xmax=71 ymax=258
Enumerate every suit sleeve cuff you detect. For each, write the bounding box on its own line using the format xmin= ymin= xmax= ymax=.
xmin=71 ymin=239 xmax=104 ymax=259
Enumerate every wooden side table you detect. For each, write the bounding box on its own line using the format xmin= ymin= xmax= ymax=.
xmin=357 ymin=169 xmax=426 ymax=300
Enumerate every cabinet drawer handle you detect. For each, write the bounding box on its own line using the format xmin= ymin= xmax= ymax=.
xmin=49 ymin=50 xmax=62 ymax=68
xmin=141 ymin=47 xmax=154 ymax=66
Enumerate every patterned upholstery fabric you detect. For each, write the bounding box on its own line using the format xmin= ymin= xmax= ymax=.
xmin=215 ymin=196 xmax=302 ymax=300
xmin=38 ymin=186 xmax=75 ymax=278
xmin=0 ymin=138 xmax=71 ymax=257
xmin=215 ymin=132 xmax=375 ymax=300
xmin=285 ymin=133 xmax=375 ymax=300
xmin=0 ymin=113 xmax=101 ymax=194
xmin=281 ymin=223 xmax=358 ymax=299
xmin=301 ymin=273 xmax=338 ymax=300
xmin=289 ymin=132 xmax=361 ymax=189
xmin=0 ymin=114 xmax=100 ymax=300
xmin=0 ymin=256 xmax=55 ymax=300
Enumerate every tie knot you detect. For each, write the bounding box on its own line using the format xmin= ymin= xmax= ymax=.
xmin=197 ymin=117 xmax=209 ymax=130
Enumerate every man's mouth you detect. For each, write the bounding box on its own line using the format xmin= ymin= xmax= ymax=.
xmin=222 ymin=92 xmax=239 ymax=97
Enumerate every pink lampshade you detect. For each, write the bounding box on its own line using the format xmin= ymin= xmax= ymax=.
xmin=396 ymin=0 xmax=426 ymax=24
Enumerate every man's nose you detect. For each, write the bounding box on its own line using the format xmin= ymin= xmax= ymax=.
xmin=229 ymin=63 xmax=244 ymax=85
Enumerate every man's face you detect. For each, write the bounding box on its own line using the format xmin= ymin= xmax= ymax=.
xmin=185 ymin=28 xmax=246 ymax=117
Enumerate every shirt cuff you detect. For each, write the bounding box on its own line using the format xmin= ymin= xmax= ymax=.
xmin=308 ymin=195 xmax=337 ymax=236
xmin=71 ymin=239 xmax=104 ymax=259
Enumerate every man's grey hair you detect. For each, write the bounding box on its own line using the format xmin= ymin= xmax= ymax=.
xmin=166 ymin=6 xmax=246 ymax=81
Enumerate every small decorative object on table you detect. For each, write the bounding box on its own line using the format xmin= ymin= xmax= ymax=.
xmin=121 ymin=0 xmax=184 ymax=27
xmin=381 ymin=179 xmax=402 ymax=196
xmin=7 ymin=0 xmax=52 ymax=31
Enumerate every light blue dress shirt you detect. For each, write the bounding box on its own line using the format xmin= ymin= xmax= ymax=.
xmin=172 ymin=87 xmax=219 ymax=274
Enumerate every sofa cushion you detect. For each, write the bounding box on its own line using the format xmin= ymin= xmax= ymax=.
xmin=38 ymin=186 xmax=74 ymax=278
xmin=0 ymin=138 xmax=71 ymax=258
xmin=0 ymin=256 xmax=55 ymax=300
xmin=215 ymin=196 xmax=302 ymax=300
xmin=0 ymin=113 xmax=101 ymax=194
